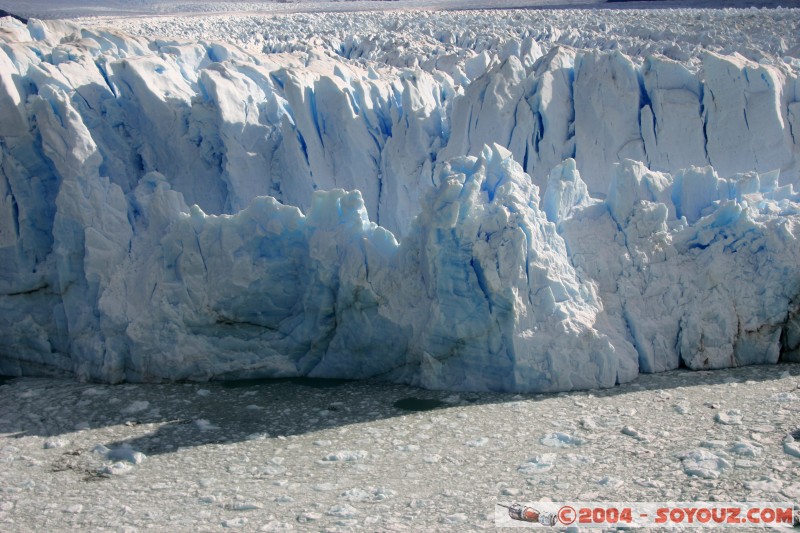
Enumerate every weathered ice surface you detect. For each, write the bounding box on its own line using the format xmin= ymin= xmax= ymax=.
xmin=1 ymin=15 xmax=799 ymax=391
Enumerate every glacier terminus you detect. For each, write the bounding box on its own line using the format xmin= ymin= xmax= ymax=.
xmin=1 ymin=11 xmax=799 ymax=392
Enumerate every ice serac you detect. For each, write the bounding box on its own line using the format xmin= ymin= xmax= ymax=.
xmin=442 ymin=56 xmax=526 ymax=162
xmin=542 ymin=158 xmax=590 ymax=227
xmin=702 ymin=52 xmax=794 ymax=181
xmin=573 ymin=51 xmax=646 ymax=195
xmin=557 ymin=159 xmax=800 ymax=374
xmin=526 ymin=47 xmax=577 ymax=188
xmin=109 ymin=176 xmax=406 ymax=383
xmin=378 ymin=70 xmax=452 ymax=237
xmin=640 ymin=56 xmax=707 ymax=173
xmin=84 ymin=145 xmax=627 ymax=392
xmin=395 ymin=146 xmax=626 ymax=392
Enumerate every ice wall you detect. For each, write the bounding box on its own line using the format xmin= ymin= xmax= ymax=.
xmin=1 ymin=18 xmax=800 ymax=391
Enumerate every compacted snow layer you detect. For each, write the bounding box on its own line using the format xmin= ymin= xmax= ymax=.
xmin=0 ymin=365 xmax=798 ymax=531
xmin=97 ymin=8 xmax=800 ymax=72
xmin=1 ymin=12 xmax=800 ymax=391
xmin=3 ymin=0 xmax=796 ymax=20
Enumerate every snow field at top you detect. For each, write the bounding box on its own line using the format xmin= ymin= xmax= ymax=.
xmin=0 ymin=7 xmax=799 ymax=392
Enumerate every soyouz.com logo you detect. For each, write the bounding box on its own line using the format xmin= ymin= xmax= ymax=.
xmin=495 ymin=502 xmax=799 ymax=528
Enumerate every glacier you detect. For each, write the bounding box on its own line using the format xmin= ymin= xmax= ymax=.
xmin=1 ymin=13 xmax=799 ymax=392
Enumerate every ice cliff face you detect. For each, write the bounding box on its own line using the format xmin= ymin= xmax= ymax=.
xmin=1 ymin=16 xmax=799 ymax=391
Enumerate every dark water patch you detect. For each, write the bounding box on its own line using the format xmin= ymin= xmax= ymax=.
xmin=393 ymin=397 xmax=447 ymax=412
xmin=0 ymin=10 xmax=27 ymax=23
xmin=0 ymin=375 xmax=16 ymax=387
xmin=218 ymin=376 xmax=353 ymax=389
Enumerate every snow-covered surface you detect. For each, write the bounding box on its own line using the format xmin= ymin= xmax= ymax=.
xmin=1 ymin=0 xmax=795 ymax=20
xmin=1 ymin=9 xmax=800 ymax=392
xmin=0 ymin=365 xmax=798 ymax=531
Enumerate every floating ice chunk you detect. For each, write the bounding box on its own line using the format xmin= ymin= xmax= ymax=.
xmin=677 ymin=449 xmax=732 ymax=479
xmin=260 ymin=520 xmax=293 ymax=531
xmin=339 ymin=487 xmax=394 ymax=502
xmin=729 ymin=442 xmax=762 ymax=457
xmin=700 ymin=440 xmax=727 ymax=449
xmin=714 ymin=410 xmax=743 ymax=426
xmin=597 ymin=476 xmax=623 ymax=488
xmin=194 ymin=419 xmax=220 ymax=431
xmin=322 ymin=451 xmax=368 ymax=462
xmin=100 ymin=461 xmax=134 ymax=476
xmin=43 ymin=438 xmax=66 ymax=449
xmin=564 ymin=454 xmax=594 ymax=465
xmin=93 ymin=443 xmax=146 ymax=464
xmin=621 ymin=426 xmax=651 ymax=442
xmin=442 ymin=513 xmax=468 ymax=524
xmin=540 ymin=432 xmax=585 ymax=448
xmin=635 ymin=478 xmax=665 ymax=489
xmin=518 ymin=453 xmax=557 ymax=474
xmin=225 ymin=502 xmax=263 ymax=511
xmin=296 ymin=512 xmax=322 ymax=523
xmin=578 ymin=416 xmax=598 ymax=430
xmin=326 ymin=504 xmax=358 ymax=518
xmin=782 ymin=484 xmax=800 ymax=499
xmin=784 ymin=441 xmax=800 ymax=459
xmin=769 ymin=392 xmax=798 ymax=402
xmin=221 ymin=517 xmax=247 ymax=528
xmin=673 ymin=404 xmax=690 ymax=415
xmin=106 ymin=446 xmax=146 ymax=465
xmin=121 ymin=401 xmax=150 ymax=415
xmin=744 ymin=477 xmax=784 ymax=493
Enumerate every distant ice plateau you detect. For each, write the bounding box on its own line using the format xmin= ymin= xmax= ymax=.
xmin=0 ymin=10 xmax=799 ymax=392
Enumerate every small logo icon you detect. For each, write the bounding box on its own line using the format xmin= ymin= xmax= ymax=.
xmin=498 ymin=503 xmax=558 ymax=526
